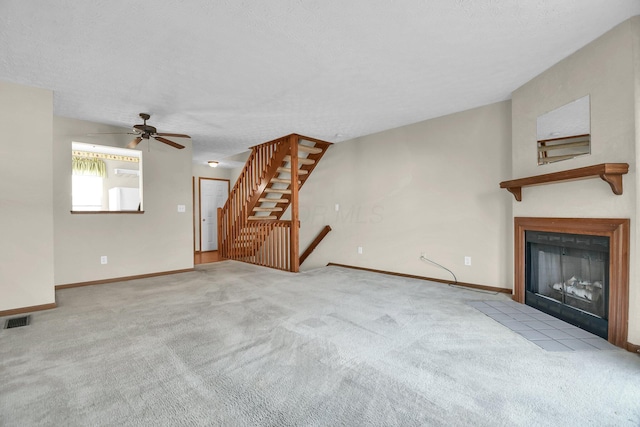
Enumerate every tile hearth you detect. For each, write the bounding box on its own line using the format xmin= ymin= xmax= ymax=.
xmin=468 ymin=300 xmax=618 ymax=352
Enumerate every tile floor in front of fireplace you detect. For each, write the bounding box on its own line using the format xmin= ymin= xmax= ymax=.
xmin=468 ymin=299 xmax=618 ymax=352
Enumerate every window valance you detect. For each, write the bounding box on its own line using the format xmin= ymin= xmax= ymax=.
xmin=72 ymin=156 xmax=107 ymax=177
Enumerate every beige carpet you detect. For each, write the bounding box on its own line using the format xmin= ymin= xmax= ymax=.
xmin=1 ymin=261 xmax=639 ymax=426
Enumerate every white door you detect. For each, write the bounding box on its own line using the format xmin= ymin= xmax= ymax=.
xmin=200 ymin=179 xmax=229 ymax=251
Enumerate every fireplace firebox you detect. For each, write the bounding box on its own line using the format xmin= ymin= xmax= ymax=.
xmin=514 ymin=217 xmax=629 ymax=348
xmin=525 ymin=231 xmax=609 ymax=338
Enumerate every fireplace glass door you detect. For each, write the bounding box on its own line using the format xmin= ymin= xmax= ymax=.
xmin=525 ymin=231 xmax=609 ymax=338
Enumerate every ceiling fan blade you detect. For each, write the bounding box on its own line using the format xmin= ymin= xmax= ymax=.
xmin=127 ymin=137 xmax=143 ymax=149
xmin=87 ymin=132 xmax=137 ymax=136
xmin=154 ymin=136 xmax=185 ymax=149
xmin=156 ymin=133 xmax=191 ymax=138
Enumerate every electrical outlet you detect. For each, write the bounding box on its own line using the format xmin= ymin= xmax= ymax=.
xmin=357 ymin=246 xmax=363 ymax=255
xmin=100 ymin=256 xmax=108 ymax=265
xmin=464 ymin=256 xmax=471 ymax=266
xmin=420 ymin=252 xmax=426 ymax=258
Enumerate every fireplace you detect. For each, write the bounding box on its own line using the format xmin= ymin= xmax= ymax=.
xmin=525 ymin=230 xmax=609 ymax=338
xmin=514 ymin=218 xmax=629 ymax=347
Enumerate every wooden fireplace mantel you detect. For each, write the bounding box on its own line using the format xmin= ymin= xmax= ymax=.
xmin=500 ymin=163 xmax=629 ymax=201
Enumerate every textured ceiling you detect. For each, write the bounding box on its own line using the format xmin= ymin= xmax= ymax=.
xmin=1 ymin=1 xmax=639 ymax=166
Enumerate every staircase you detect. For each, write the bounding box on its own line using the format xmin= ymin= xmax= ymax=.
xmin=218 ymin=134 xmax=331 ymax=272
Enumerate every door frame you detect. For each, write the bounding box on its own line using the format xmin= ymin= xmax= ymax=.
xmin=197 ymin=177 xmax=230 ymax=253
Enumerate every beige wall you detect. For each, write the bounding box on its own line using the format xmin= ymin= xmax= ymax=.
xmin=511 ymin=18 xmax=639 ymax=343
xmin=53 ymin=117 xmax=194 ymax=285
xmin=299 ymin=101 xmax=513 ymax=289
xmin=0 ymin=81 xmax=55 ymax=311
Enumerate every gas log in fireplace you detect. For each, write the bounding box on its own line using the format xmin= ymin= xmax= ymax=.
xmin=514 ymin=218 xmax=629 ymax=348
xmin=525 ymin=231 xmax=609 ymax=338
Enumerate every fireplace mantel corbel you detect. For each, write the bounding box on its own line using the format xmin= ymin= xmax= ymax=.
xmin=499 ymin=163 xmax=629 ymax=201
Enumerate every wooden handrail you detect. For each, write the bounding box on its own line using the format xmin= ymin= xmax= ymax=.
xmin=300 ymin=225 xmax=332 ymax=265
xmin=537 ymin=134 xmax=590 ymax=165
xmin=243 ymin=141 xmax=291 ymax=223
xmin=219 ymin=137 xmax=287 ymax=258
xmin=537 ymin=133 xmax=590 ymax=144
xmin=219 ymin=133 xmax=332 ymax=272
xmin=266 ymin=138 xmax=332 ymax=221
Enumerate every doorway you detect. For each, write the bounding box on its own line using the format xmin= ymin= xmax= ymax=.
xmin=198 ymin=178 xmax=230 ymax=252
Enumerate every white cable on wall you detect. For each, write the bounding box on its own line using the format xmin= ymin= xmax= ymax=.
xmin=419 ymin=255 xmax=457 ymax=285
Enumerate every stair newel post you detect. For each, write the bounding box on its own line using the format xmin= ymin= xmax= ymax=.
xmin=289 ymin=135 xmax=300 ymax=272
xmin=217 ymin=207 xmax=223 ymax=256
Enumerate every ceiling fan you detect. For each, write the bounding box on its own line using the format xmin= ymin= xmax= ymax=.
xmin=127 ymin=113 xmax=191 ymax=150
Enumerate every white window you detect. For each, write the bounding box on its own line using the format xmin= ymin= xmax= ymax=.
xmin=71 ymin=142 xmax=142 ymax=212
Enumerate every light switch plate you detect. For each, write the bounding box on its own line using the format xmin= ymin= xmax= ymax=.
xmin=177 ymin=204 xmax=186 ymax=213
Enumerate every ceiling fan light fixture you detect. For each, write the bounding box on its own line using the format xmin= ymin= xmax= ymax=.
xmin=126 ymin=113 xmax=190 ymax=149
xmin=208 ymin=161 xmax=219 ymax=168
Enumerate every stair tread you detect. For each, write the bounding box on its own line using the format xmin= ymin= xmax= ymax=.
xmin=220 ymin=138 xmax=331 ymax=262
xmin=270 ymin=178 xmax=293 ymax=184
xmin=283 ymin=155 xmax=315 ymax=165
xmin=298 ymin=145 xmax=323 ymax=154
xmin=253 ymin=207 xmax=283 ymax=212
xmin=264 ymin=188 xmax=291 ymax=194
xmin=277 ymin=167 xmax=308 ymax=175
xmin=258 ymin=198 xmax=288 ymax=203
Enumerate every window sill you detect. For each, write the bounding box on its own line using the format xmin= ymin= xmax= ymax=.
xmin=70 ymin=211 xmax=145 ymax=214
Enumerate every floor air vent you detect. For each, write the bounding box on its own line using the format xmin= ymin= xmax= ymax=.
xmin=5 ymin=315 xmax=30 ymax=329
